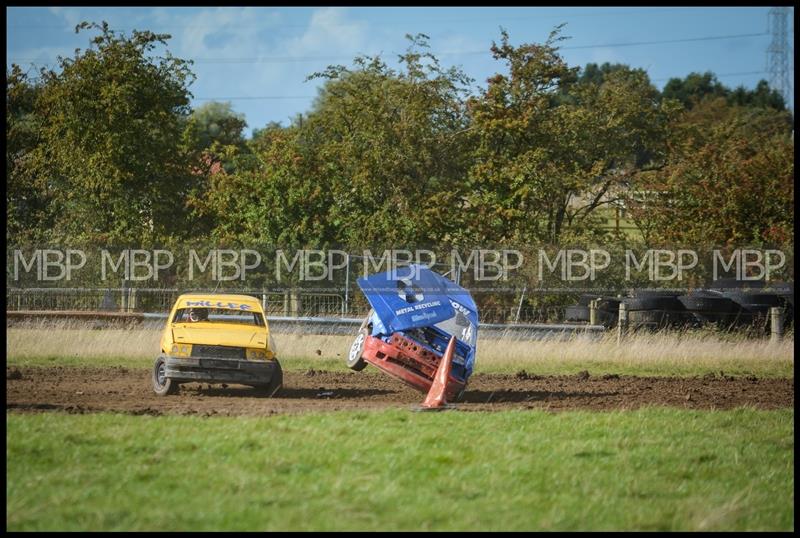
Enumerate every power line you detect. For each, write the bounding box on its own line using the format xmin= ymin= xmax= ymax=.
xmin=3 ymin=7 xmax=706 ymax=32
xmin=7 ymin=31 xmax=771 ymax=66
xmin=190 ymin=71 xmax=777 ymax=101
xmin=559 ymin=32 xmax=768 ymax=50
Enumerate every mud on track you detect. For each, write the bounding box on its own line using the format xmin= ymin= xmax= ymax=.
xmin=6 ymin=366 xmax=794 ymax=416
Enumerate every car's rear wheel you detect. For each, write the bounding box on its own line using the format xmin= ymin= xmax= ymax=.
xmin=152 ymin=355 xmax=179 ymax=396
xmin=347 ymin=327 xmax=369 ymax=371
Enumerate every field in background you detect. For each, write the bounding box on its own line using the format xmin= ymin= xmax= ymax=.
xmin=6 ymin=408 xmax=793 ymax=531
xmin=6 ymin=323 xmax=794 ymax=377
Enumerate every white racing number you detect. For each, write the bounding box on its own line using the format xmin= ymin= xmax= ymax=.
xmin=461 ymin=325 xmax=473 ymax=343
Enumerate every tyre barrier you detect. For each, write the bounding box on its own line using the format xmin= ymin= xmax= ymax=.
xmin=562 ymin=289 xmax=792 ymax=332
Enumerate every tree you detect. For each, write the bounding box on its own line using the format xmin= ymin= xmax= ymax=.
xmin=626 ymin=97 xmax=794 ymax=247
xmin=578 ymin=62 xmax=645 ymax=86
xmin=302 ymin=34 xmax=475 ymax=247
xmin=25 ymin=21 xmax=197 ymax=244
xmin=728 ymin=79 xmax=786 ymax=111
xmin=662 ymin=72 xmax=786 ymax=112
xmin=183 ymin=100 xmax=246 ymax=150
xmin=6 ymin=66 xmax=52 ymax=244
xmin=189 ymin=123 xmax=338 ymax=246
xmin=466 ymin=28 xmax=674 ymax=244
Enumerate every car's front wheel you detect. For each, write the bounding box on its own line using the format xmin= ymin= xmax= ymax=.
xmin=347 ymin=327 xmax=369 ymax=371
xmin=253 ymin=360 xmax=283 ymax=397
xmin=152 ymin=355 xmax=179 ymax=396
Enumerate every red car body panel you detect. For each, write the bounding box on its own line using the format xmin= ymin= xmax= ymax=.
xmin=361 ymin=333 xmax=465 ymax=400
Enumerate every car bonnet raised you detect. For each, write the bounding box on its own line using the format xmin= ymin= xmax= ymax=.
xmin=356 ymin=264 xmax=479 ymax=347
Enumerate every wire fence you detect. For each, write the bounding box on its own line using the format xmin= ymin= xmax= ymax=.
xmin=5 ymin=287 xmax=792 ymax=334
xmin=5 ymin=288 xmax=349 ymax=318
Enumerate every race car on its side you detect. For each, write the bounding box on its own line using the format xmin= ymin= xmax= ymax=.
xmin=346 ymin=265 xmax=478 ymax=401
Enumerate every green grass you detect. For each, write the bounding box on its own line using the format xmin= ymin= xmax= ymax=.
xmin=6 ymin=408 xmax=794 ymax=531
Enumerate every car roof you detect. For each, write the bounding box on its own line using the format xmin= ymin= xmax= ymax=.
xmin=174 ymin=293 xmax=264 ymax=312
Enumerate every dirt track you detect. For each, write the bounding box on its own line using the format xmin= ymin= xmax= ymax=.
xmin=6 ymin=366 xmax=794 ymax=416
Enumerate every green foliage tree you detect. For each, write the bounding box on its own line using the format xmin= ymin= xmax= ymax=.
xmin=626 ymin=97 xmax=794 ymax=247
xmin=181 ymin=100 xmax=249 ymax=174
xmin=189 ymin=122 xmax=338 ymax=246
xmin=663 ymin=72 xmax=786 ymax=111
xmin=6 ymin=66 xmax=52 ymax=244
xmin=199 ymin=34 xmax=476 ymax=248
xmin=466 ymin=28 xmax=675 ymax=245
xmin=183 ymin=100 xmax=247 ymax=150
xmin=23 ymin=21 xmax=197 ymax=244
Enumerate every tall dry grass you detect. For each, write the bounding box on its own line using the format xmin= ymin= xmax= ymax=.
xmin=5 ymin=320 xmax=794 ymax=377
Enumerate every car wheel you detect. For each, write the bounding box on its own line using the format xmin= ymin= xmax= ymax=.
xmin=347 ymin=327 xmax=369 ymax=371
xmin=252 ymin=361 xmax=284 ymax=397
xmin=152 ymin=355 xmax=179 ymax=396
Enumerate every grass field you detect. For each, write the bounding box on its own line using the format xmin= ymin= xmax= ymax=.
xmin=6 ymin=408 xmax=793 ymax=531
xmin=6 ymin=325 xmax=795 ymax=377
xmin=7 ymin=323 xmax=794 ymax=530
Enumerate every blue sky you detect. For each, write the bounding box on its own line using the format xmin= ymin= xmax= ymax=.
xmin=6 ymin=6 xmax=795 ymax=136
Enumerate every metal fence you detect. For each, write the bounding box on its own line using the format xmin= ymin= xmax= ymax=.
xmin=5 ymin=287 xmax=791 ymax=333
xmin=5 ymin=287 xmax=579 ymax=325
xmin=5 ymin=288 xmax=348 ymax=317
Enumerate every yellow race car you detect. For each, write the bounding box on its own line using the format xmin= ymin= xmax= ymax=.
xmin=152 ymin=293 xmax=282 ymax=397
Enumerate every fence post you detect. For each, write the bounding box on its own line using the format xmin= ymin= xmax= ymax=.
xmin=589 ymin=299 xmax=599 ymax=326
xmin=514 ymin=285 xmax=527 ymax=323
xmin=617 ymin=302 xmax=628 ymax=345
xmin=121 ymin=280 xmax=127 ymax=312
xmin=290 ymin=290 xmax=302 ymax=317
xmin=770 ymin=307 xmax=784 ymax=343
xmin=262 ymin=290 xmax=267 ymax=314
xmin=344 ymin=253 xmax=350 ymax=315
xmin=128 ymin=288 xmax=137 ymax=312
xmin=283 ymin=291 xmax=290 ymax=316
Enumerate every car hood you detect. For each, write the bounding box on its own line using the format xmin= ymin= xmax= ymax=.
xmin=357 ymin=264 xmax=479 ymax=345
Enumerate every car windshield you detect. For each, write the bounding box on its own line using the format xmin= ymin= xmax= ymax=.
xmin=173 ymin=307 xmax=265 ymax=327
xmin=434 ymin=315 xmax=477 ymax=348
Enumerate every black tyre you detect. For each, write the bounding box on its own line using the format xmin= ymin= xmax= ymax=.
xmin=623 ymin=295 xmax=685 ymax=312
xmin=709 ymin=278 xmax=766 ymax=291
xmin=152 ymin=355 xmax=179 ymax=396
xmin=577 ymin=294 xmax=603 ymax=307
xmin=632 ymin=290 xmax=683 ymax=298
xmin=678 ymin=294 xmax=738 ymax=313
xmin=253 ymin=360 xmax=283 ymax=397
xmin=597 ymin=297 xmax=621 ymax=311
xmin=628 ymin=309 xmax=692 ymax=329
xmin=722 ymin=292 xmax=782 ymax=309
xmin=564 ymin=305 xmax=590 ymax=322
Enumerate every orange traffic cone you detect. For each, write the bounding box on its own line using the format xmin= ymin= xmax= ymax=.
xmin=420 ymin=335 xmax=457 ymax=410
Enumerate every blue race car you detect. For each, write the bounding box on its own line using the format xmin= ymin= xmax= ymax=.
xmin=346 ymin=264 xmax=478 ymax=401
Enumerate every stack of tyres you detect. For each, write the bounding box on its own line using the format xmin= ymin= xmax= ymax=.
xmin=778 ymin=292 xmax=794 ymax=327
xmin=564 ymin=295 xmax=621 ymax=327
xmin=622 ymin=291 xmax=691 ymax=330
xmin=719 ymin=291 xmax=784 ymax=332
xmin=677 ymin=290 xmax=742 ymax=330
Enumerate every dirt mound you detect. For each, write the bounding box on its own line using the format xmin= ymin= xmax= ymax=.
xmin=6 ymin=366 xmax=793 ymax=416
